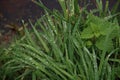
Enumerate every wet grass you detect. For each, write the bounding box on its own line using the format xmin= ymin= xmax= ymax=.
xmin=0 ymin=0 xmax=120 ymax=80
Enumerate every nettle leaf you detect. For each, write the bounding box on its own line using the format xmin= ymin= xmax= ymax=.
xmin=81 ymin=14 xmax=119 ymax=51
xmin=95 ymin=36 xmax=113 ymax=51
xmin=109 ymin=26 xmax=119 ymax=39
xmin=85 ymin=40 xmax=93 ymax=47
xmin=88 ymin=15 xmax=111 ymax=35
xmin=90 ymin=22 xmax=101 ymax=38
xmin=83 ymin=14 xmax=119 ymax=37
xmin=99 ymin=22 xmax=111 ymax=35
xmin=81 ymin=26 xmax=94 ymax=39
xmin=113 ymin=18 xmax=120 ymax=36
xmin=81 ymin=15 xmax=105 ymax=39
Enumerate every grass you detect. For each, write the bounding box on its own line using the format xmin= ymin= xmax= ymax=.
xmin=0 ymin=0 xmax=120 ymax=80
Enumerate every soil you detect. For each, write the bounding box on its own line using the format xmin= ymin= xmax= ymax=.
xmin=0 ymin=0 xmax=60 ymax=45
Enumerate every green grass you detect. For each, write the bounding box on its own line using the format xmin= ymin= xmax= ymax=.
xmin=0 ymin=0 xmax=120 ymax=80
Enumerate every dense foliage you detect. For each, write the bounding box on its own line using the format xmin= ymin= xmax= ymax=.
xmin=0 ymin=0 xmax=120 ymax=80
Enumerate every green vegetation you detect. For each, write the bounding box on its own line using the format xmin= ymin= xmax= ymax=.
xmin=0 ymin=0 xmax=120 ymax=80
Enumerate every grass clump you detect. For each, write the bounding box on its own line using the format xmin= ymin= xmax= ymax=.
xmin=0 ymin=0 xmax=120 ymax=80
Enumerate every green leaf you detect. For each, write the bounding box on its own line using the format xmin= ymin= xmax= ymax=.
xmin=96 ymin=36 xmax=113 ymax=51
xmin=81 ymin=26 xmax=94 ymax=39
xmin=86 ymin=40 xmax=93 ymax=47
xmin=90 ymin=22 xmax=101 ymax=38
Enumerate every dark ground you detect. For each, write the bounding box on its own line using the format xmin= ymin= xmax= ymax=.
xmin=0 ymin=0 xmax=60 ymax=45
